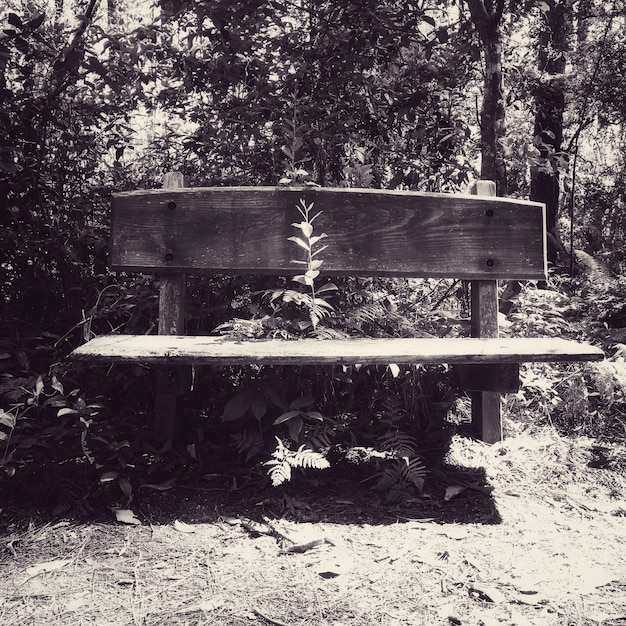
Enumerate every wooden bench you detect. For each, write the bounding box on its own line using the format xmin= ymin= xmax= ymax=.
xmin=71 ymin=175 xmax=604 ymax=444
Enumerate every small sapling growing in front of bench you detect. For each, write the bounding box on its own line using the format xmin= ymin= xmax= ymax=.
xmin=217 ymin=199 xmax=339 ymax=475
xmin=289 ymin=198 xmax=338 ymax=330
xmin=256 ymin=198 xmax=338 ymax=334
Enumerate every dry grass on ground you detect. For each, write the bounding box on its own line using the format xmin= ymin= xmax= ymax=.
xmin=1 ymin=427 xmax=626 ymax=626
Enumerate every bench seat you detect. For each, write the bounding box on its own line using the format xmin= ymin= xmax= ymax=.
xmin=72 ymin=335 xmax=604 ymax=366
xmin=73 ymin=176 xmax=603 ymax=442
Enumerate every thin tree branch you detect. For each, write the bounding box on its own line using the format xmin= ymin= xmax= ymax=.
xmin=465 ymin=0 xmax=489 ymax=34
xmin=48 ymin=0 xmax=100 ymax=102
xmin=564 ymin=13 xmax=613 ymax=154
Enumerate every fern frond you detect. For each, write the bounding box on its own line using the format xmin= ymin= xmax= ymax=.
xmin=292 ymin=446 xmax=330 ymax=470
xmin=374 ymin=457 xmax=427 ymax=492
xmin=305 ymin=423 xmax=335 ymax=449
xmin=375 ymin=465 xmax=399 ymax=490
xmin=378 ymin=430 xmax=418 ymax=458
xmin=348 ymin=301 xmax=386 ymax=324
xmin=400 ymin=457 xmax=427 ymax=490
xmin=265 ymin=439 xmax=330 ymax=486
xmin=592 ymin=360 xmax=626 ymax=407
xmin=37 ymin=477 xmax=95 ymax=518
xmin=267 ymin=459 xmax=292 ymax=486
xmin=343 ymin=300 xmax=413 ymax=336
xmin=379 ymin=395 xmax=404 ymax=414
xmin=310 ymin=326 xmax=349 ymax=339
xmin=232 ymin=429 xmax=263 ymax=462
xmin=214 ymin=316 xmax=276 ymax=339
xmin=575 ymin=250 xmax=613 ymax=285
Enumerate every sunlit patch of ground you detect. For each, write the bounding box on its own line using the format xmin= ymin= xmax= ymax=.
xmin=1 ymin=427 xmax=625 ymax=626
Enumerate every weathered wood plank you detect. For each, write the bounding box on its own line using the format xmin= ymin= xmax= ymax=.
xmin=156 ymin=172 xmax=188 ymax=442
xmin=472 ymin=392 xmax=503 ymax=443
xmin=158 ymin=275 xmax=186 ymax=336
xmin=470 ymin=181 xmax=503 ymax=442
xmin=71 ymin=336 xmax=604 ymax=366
xmin=110 ymin=187 xmax=547 ymax=280
xmin=157 ymin=172 xmax=187 ymax=338
xmin=470 ymin=281 xmax=499 ymax=338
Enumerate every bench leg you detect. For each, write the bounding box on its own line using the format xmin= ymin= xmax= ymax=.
xmin=469 ymin=181 xmax=504 ymax=444
xmin=155 ymin=365 xmax=192 ymax=443
xmin=471 ymin=391 xmax=502 ymax=443
xmin=155 ymin=393 xmax=179 ymax=443
xmin=470 ymin=274 xmax=502 ymax=442
xmin=154 ymin=173 xmax=188 ymax=442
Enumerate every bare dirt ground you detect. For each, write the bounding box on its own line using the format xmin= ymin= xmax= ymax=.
xmin=1 ymin=427 xmax=626 ymax=626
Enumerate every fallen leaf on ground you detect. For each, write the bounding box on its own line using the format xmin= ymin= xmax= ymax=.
xmin=469 ymin=583 xmax=507 ymax=603
xmin=173 ymin=520 xmax=195 ymax=533
xmin=241 ymin=518 xmax=273 ymax=536
xmin=437 ymin=526 xmax=468 ymax=540
xmin=285 ymin=537 xmax=325 ymax=553
xmin=278 ymin=524 xmax=327 ymax=552
xmin=138 ymin=478 xmax=176 ymax=492
xmin=196 ymin=595 xmax=227 ymax=612
xmin=64 ymin=593 xmax=90 ymax=611
xmin=412 ymin=549 xmax=454 ymax=573
xmin=114 ymin=509 xmax=141 ymax=525
xmin=584 ymin=609 xmax=626 ymax=623
xmin=436 ymin=602 xmax=459 ymax=620
xmin=445 ymin=485 xmax=466 ymax=501
xmin=508 ymin=608 xmax=535 ymax=625
xmin=507 ymin=573 xmax=542 ymax=594
xmin=26 ymin=559 xmax=71 ymax=577
xmin=174 ymin=595 xmax=226 ymax=614
xmin=375 ymin=547 xmax=408 ymax=563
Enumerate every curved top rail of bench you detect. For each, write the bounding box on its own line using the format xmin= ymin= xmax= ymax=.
xmin=111 ymin=186 xmax=547 ymax=280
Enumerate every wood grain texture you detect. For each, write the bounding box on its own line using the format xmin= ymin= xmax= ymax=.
xmin=158 ymin=171 xmax=187 ymax=337
xmin=158 ymin=275 xmax=186 ymax=335
xmin=156 ymin=171 xmax=187 ymax=442
xmin=71 ymin=336 xmax=604 ymax=366
xmin=470 ymin=181 xmax=503 ymax=442
xmin=471 ymin=281 xmax=499 ymax=338
xmin=110 ymin=187 xmax=547 ymax=280
xmin=472 ymin=392 xmax=503 ymax=444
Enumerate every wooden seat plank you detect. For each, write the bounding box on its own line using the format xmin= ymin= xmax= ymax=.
xmin=72 ymin=335 xmax=604 ymax=366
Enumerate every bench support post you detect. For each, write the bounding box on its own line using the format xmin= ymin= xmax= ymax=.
xmin=454 ymin=363 xmax=519 ymax=393
xmin=470 ymin=180 xmax=503 ymax=443
xmin=155 ymin=171 xmax=188 ymax=443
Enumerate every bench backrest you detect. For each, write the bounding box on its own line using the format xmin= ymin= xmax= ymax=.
xmin=111 ymin=186 xmax=547 ymax=281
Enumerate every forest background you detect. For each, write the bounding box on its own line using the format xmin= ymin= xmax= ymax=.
xmin=1 ymin=0 xmax=626 ymax=513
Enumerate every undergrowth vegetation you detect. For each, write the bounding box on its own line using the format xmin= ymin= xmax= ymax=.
xmin=2 ymin=193 xmax=626 ymax=519
xmin=1 ymin=2 xmax=626 ymax=521
xmin=2 ymin=120 xmax=626 ymax=514
xmin=1 ymin=115 xmax=625 ymax=516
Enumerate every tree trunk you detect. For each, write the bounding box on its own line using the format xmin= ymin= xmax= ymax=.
xmin=530 ymin=0 xmax=571 ymax=265
xmin=466 ymin=0 xmax=507 ymax=194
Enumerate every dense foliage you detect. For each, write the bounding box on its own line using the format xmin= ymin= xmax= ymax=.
xmin=1 ymin=0 xmax=626 ymax=515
